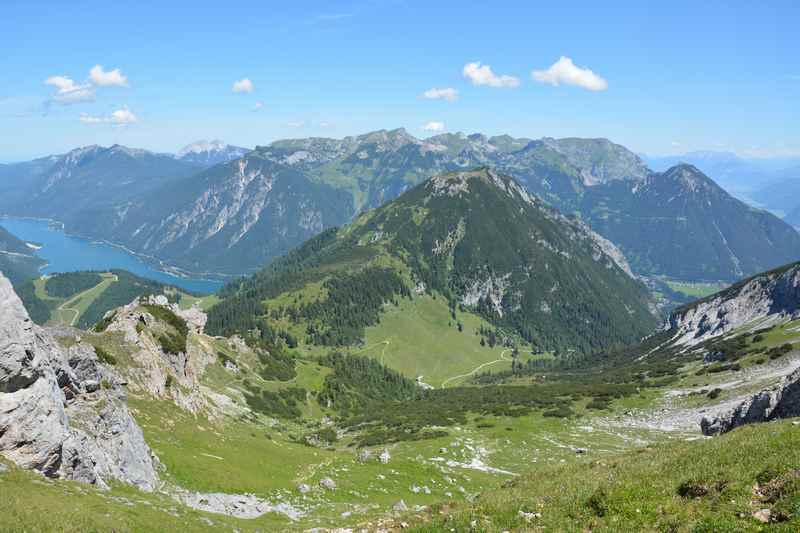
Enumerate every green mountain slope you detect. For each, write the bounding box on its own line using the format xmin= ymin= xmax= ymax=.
xmin=207 ymin=168 xmax=656 ymax=360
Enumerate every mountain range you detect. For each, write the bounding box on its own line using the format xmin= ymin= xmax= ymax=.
xmin=0 ymin=131 xmax=798 ymax=283
xmin=207 ymin=168 xmax=657 ymax=357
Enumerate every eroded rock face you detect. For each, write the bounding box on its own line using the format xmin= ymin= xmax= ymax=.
xmin=0 ymin=273 xmax=159 ymax=490
xmin=668 ymin=263 xmax=800 ymax=347
xmin=701 ymin=365 xmax=800 ymax=435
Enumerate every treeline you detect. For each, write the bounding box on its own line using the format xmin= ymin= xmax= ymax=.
xmin=288 ymin=267 xmax=409 ymax=346
xmin=44 ymin=271 xmax=102 ymax=298
xmin=206 ymin=228 xmax=384 ymax=341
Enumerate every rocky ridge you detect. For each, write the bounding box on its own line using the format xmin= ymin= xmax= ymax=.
xmin=0 ymin=272 xmax=160 ymax=490
xmin=701 ymin=365 xmax=800 ymax=435
xmin=667 ymin=262 xmax=800 ymax=347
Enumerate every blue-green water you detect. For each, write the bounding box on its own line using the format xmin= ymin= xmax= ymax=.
xmin=1 ymin=217 xmax=223 ymax=294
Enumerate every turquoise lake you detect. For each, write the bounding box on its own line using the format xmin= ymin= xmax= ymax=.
xmin=1 ymin=217 xmax=223 ymax=294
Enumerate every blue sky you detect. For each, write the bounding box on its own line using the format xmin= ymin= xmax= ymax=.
xmin=1 ymin=0 xmax=798 ymax=161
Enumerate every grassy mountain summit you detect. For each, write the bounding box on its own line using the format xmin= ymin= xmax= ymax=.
xmin=208 ymin=168 xmax=656 ymax=360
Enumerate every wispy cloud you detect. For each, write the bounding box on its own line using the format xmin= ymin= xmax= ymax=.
xmin=532 ymin=56 xmax=608 ymax=91
xmin=232 ymin=78 xmax=254 ymax=93
xmin=462 ymin=62 xmax=520 ymax=88
xmin=80 ymin=105 xmax=138 ymax=125
xmin=45 ymin=65 xmax=129 ymax=106
xmin=422 ymin=121 xmax=445 ymax=132
xmin=252 ymin=101 xmax=264 ymax=111
xmin=45 ymin=75 xmax=94 ymax=104
xmin=421 ymin=87 xmax=459 ymax=102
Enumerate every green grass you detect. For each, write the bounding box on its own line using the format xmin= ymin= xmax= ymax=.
xmin=666 ymin=280 xmax=728 ymax=299
xmin=410 ymin=419 xmax=800 ymax=532
xmin=355 ymin=294 xmax=516 ymax=387
xmin=178 ymin=293 xmax=221 ymax=311
xmin=0 ymin=458 xmax=288 ymax=532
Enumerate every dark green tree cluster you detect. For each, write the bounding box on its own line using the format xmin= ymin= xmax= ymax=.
xmin=318 ymin=352 xmax=419 ymax=412
xmin=296 ymin=267 xmax=409 ymax=346
xmin=44 ymin=271 xmax=102 ymax=298
xmin=243 ymin=384 xmax=306 ymax=419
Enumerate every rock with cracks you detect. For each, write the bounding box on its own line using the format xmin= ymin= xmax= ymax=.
xmin=701 ymin=366 xmax=800 ymax=435
xmin=0 ymin=272 xmax=159 ymax=491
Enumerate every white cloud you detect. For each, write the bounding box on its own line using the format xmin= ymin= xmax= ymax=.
xmin=110 ymin=106 xmax=137 ymax=124
xmin=422 ymin=121 xmax=445 ymax=132
xmin=232 ymin=78 xmax=254 ymax=93
xmin=45 ymin=75 xmax=94 ymax=104
xmin=532 ymin=56 xmax=608 ymax=91
xmin=286 ymin=121 xmax=306 ymax=128
xmin=462 ymin=62 xmax=520 ymax=88
xmin=89 ymin=65 xmax=128 ymax=87
xmin=421 ymin=87 xmax=459 ymax=101
xmin=79 ymin=106 xmax=138 ymax=125
xmin=252 ymin=101 xmax=264 ymax=111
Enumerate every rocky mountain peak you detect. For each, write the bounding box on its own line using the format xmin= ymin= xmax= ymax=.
xmin=659 ymin=163 xmax=721 ymax=194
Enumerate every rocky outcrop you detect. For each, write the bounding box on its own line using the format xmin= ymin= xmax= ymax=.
xmin=701 ymin=365 xmax=800 ymax=435
xmin=667 ymin=262 xmax=800 ymax=347
xmin=0 ymin=273 xmax=159 ymax=490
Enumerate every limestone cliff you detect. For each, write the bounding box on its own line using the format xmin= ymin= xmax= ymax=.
xmin=0 ymin=273 xmax=159 ymax=490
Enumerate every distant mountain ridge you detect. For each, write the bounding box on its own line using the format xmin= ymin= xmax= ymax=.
xmin=1 ymin=131 xmax=798 ymax=281
xmin=175 ymin=140 xmax=250 ymax=166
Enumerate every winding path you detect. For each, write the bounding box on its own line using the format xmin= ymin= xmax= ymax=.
xmin=440 ymin=349 xmax=512 ymax=388
xmin=55 ymin=273 xmax=118 ymax=326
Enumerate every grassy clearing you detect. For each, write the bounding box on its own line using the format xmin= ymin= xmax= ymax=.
xmin=410 ymin=419 xmax=800 ymax=532
xmin=356 ymin=294 xmax=515 ymax=387
xmin=665 ymin=280 xmax=729 ymax=299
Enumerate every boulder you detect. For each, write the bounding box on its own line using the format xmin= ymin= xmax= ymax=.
xmin=319 ymin=477 xmax=336 ymax=490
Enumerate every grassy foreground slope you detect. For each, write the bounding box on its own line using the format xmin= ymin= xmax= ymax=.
xmin=410 ymin=419 xmax=800 ymax=532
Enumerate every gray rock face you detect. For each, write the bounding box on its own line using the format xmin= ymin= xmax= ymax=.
xmin=668 ymin=263 xmax=800 ymax=347
xmin=701 ymin=365 xmax=800 ymax=435
xmin=0 ymin=273 xmax=159 ymax=490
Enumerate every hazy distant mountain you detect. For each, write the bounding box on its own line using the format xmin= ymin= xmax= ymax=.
xmin=175 ymin=140 xmax=250 ymax=166
xmin=0 ymin=224 xmax=45 ymax=286
xmin=644 ymin=151 xmax=800 ymax=195
xmin=3 ymin=132 xmax=798 ymax=282
xmin=0 ymin=145 xmax=200 ymax=222
xmin=750 ymin=167 xmax=800 ymax=216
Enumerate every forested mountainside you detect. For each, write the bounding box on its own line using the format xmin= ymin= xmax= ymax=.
xmin=207 ymin=168 xmax=657 ymax=357
xmin=1 ymin=131 xmax=798 ymax=281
